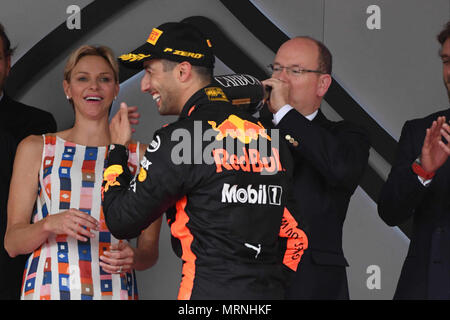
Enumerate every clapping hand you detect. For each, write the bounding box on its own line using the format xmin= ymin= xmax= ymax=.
xmin=420 ymin=116 xmax=450 ymax=173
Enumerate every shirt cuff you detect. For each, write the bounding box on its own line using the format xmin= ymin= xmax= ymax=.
xmin=417 ymin=175 xmax=433 ymax=187
xmin=272 ymin=104 xmax=294 ymax=126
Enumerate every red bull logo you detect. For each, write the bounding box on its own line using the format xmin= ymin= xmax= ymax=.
xmin=208 ymin=115 xmax=271 ymax=144
xmin=103 ymin=165 xmax=123 ymax=192
xmin=213 ymin=147 xmax=283 ymax=174
xmin=169 ymin=118 xmax=283 ymax=175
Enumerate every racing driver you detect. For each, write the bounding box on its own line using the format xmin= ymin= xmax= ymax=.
xmin=103 ymin=21 xmax=308 ymax=300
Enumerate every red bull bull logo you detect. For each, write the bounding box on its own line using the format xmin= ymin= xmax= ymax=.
xmin=103 ymin=164 xmax=123 ymax=192
xmin=208 ymin=115 xmax=271 ymax=144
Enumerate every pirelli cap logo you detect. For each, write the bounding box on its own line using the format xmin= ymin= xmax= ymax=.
xmin=147 ymin=28 xmax=163 ymax=45
xmin=204 ymin=87 xmax=229 ymax=102
xmin=119 ymin=53 xmax=151 ymax=62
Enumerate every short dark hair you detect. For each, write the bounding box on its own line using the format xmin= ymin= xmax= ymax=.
xmin=295 ymin=36 xmax=332 ymax=75
xmin=192 ymin=65 xmax=213 ymax=81
xmin=161 ymin=59 xmax=212 ymax=82
xmin=0 ymin=23 xmax=14 ymax=57
xmin=438 ymin=21 xmax=450 ymax=45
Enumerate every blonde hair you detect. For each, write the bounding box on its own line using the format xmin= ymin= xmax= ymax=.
xmin=63 ymin=45 xmax=119 ymax=82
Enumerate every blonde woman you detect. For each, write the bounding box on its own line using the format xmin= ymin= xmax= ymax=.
xmin=5 ymin=45 xmax=161 ymax=300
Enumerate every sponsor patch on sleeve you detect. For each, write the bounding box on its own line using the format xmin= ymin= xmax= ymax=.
xmin=279 ymin=208 xmax=308 ymax=271
xmin=147 ymin=135 xmax=161 ymax=153
xmin=138 ymin=167 xmax=147 ymax=182
xmin=204 ymin=87 xmax=229 ymax=102
xmin=103 ymin=164 xmax=123 ymax=192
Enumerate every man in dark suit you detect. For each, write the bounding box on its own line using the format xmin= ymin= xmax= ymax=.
xmin=377 ymin=21 xmax=450 ymax=300
xmin=0 ymin=94 xmax=56 ymax=145
xmin=0 ymin=131 xmax=21 ymax=300
xmin=0 ymin=24 xmax=56 ymax=145
xmin=0 ymin=23 xmax=56 ymax=299
xmin=262 ymin=37 xmax=370 ymax=299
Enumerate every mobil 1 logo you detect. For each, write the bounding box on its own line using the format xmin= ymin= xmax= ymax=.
xmin=221 ymin=183 xmax=282 ymax=205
